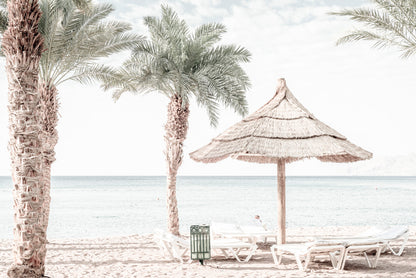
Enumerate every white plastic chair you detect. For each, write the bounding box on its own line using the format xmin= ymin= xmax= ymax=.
xmin=270 ymin=241 xmax=346 ymax=271
xmin=211 ymin=221 xmax=278 ymax=243
xmin=369 ymin=226 xmax=409 ymax=256
xmin=211 ymin=238 xmax=258 ymax=262
xmin=239 ymin=224 xmax=278 ymax=243
xmin=311 ymin=237 xmax=386 ymax=270
xmin=154 ymin=229 xmax=175 ymax=260
xmin=338 ymin=238 xmax=384 ymax=270
xmin=155 ymin=229 xmax=258 ymax=263
xmin=154 ymin=230 xmax=189 ymax=263
xmin=319 ymin=226 xmax=409 ymax=256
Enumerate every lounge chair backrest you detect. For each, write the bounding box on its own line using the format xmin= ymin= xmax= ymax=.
xmin=358 ymin=226 xmax=390 ymax=237
xmin=346 ymin=238 xmax=385 ymax=246
xmin=358 ymin=226 xmax=408 ymax=240
xmin=375 ymin=226 xmax=409 ymax=241
xmin=211 ymin=221 xmax=243 ymax=236
xmin=154 ymin=229 xmax=170 ymax=242
xmin=305 ymin=239 xmax=348 ymax=249
xmin=240 ymin=225 xmax=267 ymax=233
xmin=166 ymin=233 xmax=189 ymax=248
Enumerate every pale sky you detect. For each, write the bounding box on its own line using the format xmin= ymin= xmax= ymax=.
xmin=0 ymin=0 xmax=415 ymax=176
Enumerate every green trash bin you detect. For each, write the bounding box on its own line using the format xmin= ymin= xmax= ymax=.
xmin=190 ymin=225 xmax=211 ymax=264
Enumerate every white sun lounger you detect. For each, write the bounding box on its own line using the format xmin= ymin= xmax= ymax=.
xmin=154 ymin=229 xmax=173 ymax=259
xmin=338 ymin=238 xmax=384 ymax=270
xmin=154 ymin=230 xmax=189 ymax=263
xmin=319 ymin=226 xmax=409 ymax=256
xmin=271 ymin=236 xmax=386 ymax=271
xmin=211 ymin=221 xmax=278 ymax=243
xmin=366 ymin=226 xmax=409 ymax=256
xmin=155 ymin=230 xmax=258 ymax=263
xmin=239 ymin=224 xmax=278 ymax=243
xmin=211 ymin=238 xmax=258 ymax=262
xmin=270 ymin=241 xmax=346 ymax=271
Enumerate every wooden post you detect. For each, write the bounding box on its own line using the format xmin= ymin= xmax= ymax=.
xmin=277 ymin=160 xmax=286 ymax=244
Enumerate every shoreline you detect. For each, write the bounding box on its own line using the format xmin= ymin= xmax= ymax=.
xmin=1 ymin=226 xmax=414 ymax=278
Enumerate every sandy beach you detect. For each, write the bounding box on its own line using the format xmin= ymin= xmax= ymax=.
xmin=0 ymin=226 xmax=414 ymax=278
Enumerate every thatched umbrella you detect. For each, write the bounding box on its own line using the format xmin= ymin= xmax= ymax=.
xmin=190 ymin=78 xmax=372 ymax=244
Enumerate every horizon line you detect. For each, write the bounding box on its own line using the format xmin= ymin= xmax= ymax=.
xmin=0 ymin=175 xmax=415 ymax=178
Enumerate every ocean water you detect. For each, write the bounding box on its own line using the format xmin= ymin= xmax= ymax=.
xmin=0 ymin=176 xmax=415 ymax=239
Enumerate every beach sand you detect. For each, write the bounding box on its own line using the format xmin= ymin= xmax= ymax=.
xmin=0 ymin=226 xmax=414 ymax=278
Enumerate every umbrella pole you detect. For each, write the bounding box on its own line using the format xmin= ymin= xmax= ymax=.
xmin=277 ymin=159 xmax=286 ymax=244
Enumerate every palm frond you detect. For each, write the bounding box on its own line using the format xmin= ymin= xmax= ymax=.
xmin=194 ymin=85 xmax=220 ymax=126
xmin=143 ymin=15 xmax=166 ymax=43
xmin=0 ymin=7 xmax=4 ymax=57
xmin=331 ymin=0 xmax=416 ymax=58
xmin=400 ymin=43 xmax=416 ymax=57
xmin=143 ymin=5 xmax=190 ymax=68
xmin=64 ymin=63 xmax=119 ymax=86
xmin=131 ymin=40 xmax=178 ymax=74
xmin=375 ymin=0 xmax=416 ymax=30
xmin=39 ymin=0 xmax=67 ymax=79
xmin=79 ymin=32 xmax=144 ymax=59
xmin=160 ymin=4 xmax=189 ymax=38
xmin=203 ymin=45 xmax=251 ymax=65
xmin=72 ymin=0 xmax=92 ymax=11
xmin=194 ymin=63 xmax=249 ymax=119
xmin=103 ymin=4 xmax=251 ymax=124
xmin=49 ymin=1 xmax=113 ymax=64
xmin=193 ymin=22 xmax=226 ymax=47
xmin=65 ymin=3 xmax=114 ymax=43
xmin=104 ymin=54 xmax=175 ymax=100
xmin=0 ymin=0 xmax=4 ymax=56
xmin=86 ymin=21 xmax=131 ymax=36
xmin=37 ymin=0 xmax=139 ymax=87
xmin=336 ymin=29 xmax=399 ymax=48
xmin=0 ymin=9 xmax=7 ymax=33
xmin=333 ymin=8 xmax=412 ymax=42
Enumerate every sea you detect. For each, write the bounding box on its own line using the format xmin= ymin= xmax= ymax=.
xmin=0 ymin=176 xmax=415 ymax=239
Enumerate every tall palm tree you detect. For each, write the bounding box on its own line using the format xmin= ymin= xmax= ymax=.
xmin=332 ymin=0 xmax=416 ymax=58
xmin=1 ymin=0 xmax=141 ymax=275
xmin=2 ymin=0 xmax=142 ymax=233
xmin=1 ymin=0 xmax=46 ymax=277
xmin=103 ymin=5 xmax=251 ymax=236
xmin=35 ymin=0 xmax=142 ymax=232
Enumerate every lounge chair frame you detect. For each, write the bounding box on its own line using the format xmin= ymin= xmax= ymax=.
xmin=155 ymin=230 xmax=257 ymax=263
xmin=212 ymin=239 xmax=258 ymax=262
xmin=339 ymin=243 xmax=383 ymax=270
xmin=270 ymin=243 xmax=346 ymax=271
xmin=383 ymin=230 xmax=409 ymax=256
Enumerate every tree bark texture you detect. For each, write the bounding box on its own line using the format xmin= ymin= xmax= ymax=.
xmin=165 ymin=95 xmax=189 ymax=236
xmin=38 ymin=82 xmax=58 ymax=232
xmin=1 ymin=0 xmax=46 ymax=277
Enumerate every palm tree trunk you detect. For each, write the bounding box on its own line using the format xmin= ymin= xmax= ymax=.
xmin=165 ymin=95 xmax=189 ymax=236
xmin=2 ymin=0 xmax=46 ymax=277
xmin=38 ymin=82 xmax=59 ymax=232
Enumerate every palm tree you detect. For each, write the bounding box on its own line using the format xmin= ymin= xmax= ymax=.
xmin=332 ymin=0 xmax=416 ymax=58
xmin=1 ymin=0 xmax=141 ymax=275
xmin=103 ymin=5 xmax=251 ymax=236
xmin=2 ymin=0 xmax=143 ymax=233
xmin=1 ymin=0 xmax=46 ymax=277
xmin=35 ymin=0 xmax=143 ymax=232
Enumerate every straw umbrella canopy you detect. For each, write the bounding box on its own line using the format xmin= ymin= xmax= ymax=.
xmin=190 ymin=78 xmax=372 ymax=244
